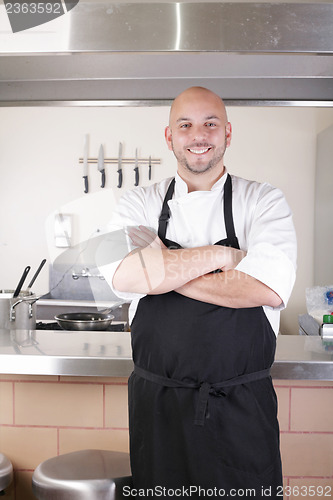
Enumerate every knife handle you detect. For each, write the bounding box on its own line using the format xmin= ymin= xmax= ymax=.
xmin=134 ymin=168 xmax=139 ymax=186
xmin=117 ymin=169 xmax=123 ymax=188
xmin=83 ymin=176 xmax=88 ymax=193
xmin=101 ymin=171 xmax=106 ymax=188
xmin=148 ymin=164 xmax=152 ymax=180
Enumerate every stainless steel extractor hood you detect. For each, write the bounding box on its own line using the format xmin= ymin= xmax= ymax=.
xmin=0 ymin=1 xmax=333 ymax=105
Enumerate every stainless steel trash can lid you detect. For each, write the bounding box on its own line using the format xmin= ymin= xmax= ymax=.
xmin=32 ymin=449 xmax=132 ymax=500
xmin=0 ymin=453 xmax=13 ymax=492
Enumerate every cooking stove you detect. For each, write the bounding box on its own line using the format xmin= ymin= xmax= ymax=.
xmin=36 ymin=296 xmax=129 ymax=332
xmin=36 ymin=321 xmax=127 ymax=332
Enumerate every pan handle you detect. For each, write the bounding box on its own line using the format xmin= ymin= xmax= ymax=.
xmin=99 ymin=308 xmax=112 ymax=315
xmin=27 ymin=259 xmax=46 ymax=289
xmin=13 ymin=266 xmax=31 ymax=298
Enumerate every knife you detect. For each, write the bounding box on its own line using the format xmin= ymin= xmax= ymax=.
xmin=148 ymin=155 xmax=152 ymax=180
xmin=117 ymin=142 xmax=123 ymax=188
xmin=134 ymin=148 xmax=139 ymax=186
xmin=83 ymin=134 xmax=89 ymax=194
xmin=98 ymin=144 xmax=105 ymax=188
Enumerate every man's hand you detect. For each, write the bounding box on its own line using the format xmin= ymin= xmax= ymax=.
xmin=127 ymin=226 xmax=245 ymax=270
xmin=219 ymin=247 xmax=246 ymax=272
xmin=128 ymin=225 xmax=166 ymax=250
xmin=175 ymin=270 xmax=282 ymax=309
xmin=113 ymin=223 xmax=249 ymax=297
xmin=113 ymin=226 xmax=281 ymax=307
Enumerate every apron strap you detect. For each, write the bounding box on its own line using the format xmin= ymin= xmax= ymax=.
xmin=223 ymin=173 xmax=237 ymax=242
xmin=158 ymin=174 xmax=239 ymax=250
xmin=133 ymin=365 xmax=271 ymax=426
xmin=158 ymin=178 xmax=176 ymax=242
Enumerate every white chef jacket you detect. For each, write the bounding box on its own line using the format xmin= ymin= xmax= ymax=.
xmin=100 ymin=169 xmax=297 ymax=335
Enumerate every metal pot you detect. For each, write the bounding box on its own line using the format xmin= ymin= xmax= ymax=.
xmin=0 ymin=290 xmax=38 ymax=330
xmin=54 ymin=312 xmax=115 ymax=331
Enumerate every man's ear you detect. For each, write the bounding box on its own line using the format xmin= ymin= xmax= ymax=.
xmin=226 ymin=122 xmax=232 ymax=148
xmin=165 ymin=126 xmax=173 ymax=151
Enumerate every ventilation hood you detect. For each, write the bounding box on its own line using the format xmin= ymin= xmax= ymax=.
xmin=0 ymin=1 xmax=333 ymax=105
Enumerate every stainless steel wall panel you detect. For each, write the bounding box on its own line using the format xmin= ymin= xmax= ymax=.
xmin=1 ymin=3 xmax=333 ymax=54
xmin=1 ymin=76 xmax=333 ymax=104
xmin=0 ymin=2 xmax=332 ymax=103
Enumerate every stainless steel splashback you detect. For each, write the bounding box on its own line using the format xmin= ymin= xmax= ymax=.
xmin=0 ymin=2 xmax=332 ymax=104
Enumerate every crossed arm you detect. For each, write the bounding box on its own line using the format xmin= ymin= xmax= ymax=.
xmin=112 ymin=226 xmax=282 ymax=309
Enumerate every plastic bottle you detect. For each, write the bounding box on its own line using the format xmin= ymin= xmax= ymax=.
xmin=321 ymin=313 xmax=333 ymax=341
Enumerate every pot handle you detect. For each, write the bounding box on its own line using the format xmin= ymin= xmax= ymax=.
xmin=24 ymin=295 xmax=41 ymax=306
xmin=10 ymin=295 xmax=41 ymax=321
xmin=10 ymin=299 xmax=23 ymax=321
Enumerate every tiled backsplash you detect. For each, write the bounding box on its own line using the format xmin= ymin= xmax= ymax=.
xmin=0 ymin=376 xmax=332 ymax=500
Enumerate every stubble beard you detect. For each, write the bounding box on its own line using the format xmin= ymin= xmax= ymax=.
xmin=171 ymin=135 xmax=227 ymax=176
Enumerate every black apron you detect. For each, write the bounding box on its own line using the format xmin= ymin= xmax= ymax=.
xmin=129 ymin=175 xmax=282 ymax=498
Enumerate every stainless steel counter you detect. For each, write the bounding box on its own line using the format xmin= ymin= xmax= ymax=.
xmin=272 ymin=335 xmax=333 ymax=380
xmin=0 ymin=329 xmax=332 ymax=380
xmin=0 ymin=329 xmax=133 ymax=377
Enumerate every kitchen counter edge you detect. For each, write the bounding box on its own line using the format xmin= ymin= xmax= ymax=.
xmin=0 ymin=330 xmax=332 ymax=380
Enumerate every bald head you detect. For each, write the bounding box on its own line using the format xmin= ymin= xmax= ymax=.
xmin=165 ymin=86 xmax=232 ymax=190
xmin=169 ymin=87 xmax=228 ymax=128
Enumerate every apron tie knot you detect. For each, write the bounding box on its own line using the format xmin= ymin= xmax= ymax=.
xmin=133 ymin=365 xmax=271 ymax=427
xmin=194 ymin=382 xmax=212 ymax=426
xmin=194 ymin=383 xmax=227 ymax=426
xmin=211 ymin=387 xmax=227 ymax=398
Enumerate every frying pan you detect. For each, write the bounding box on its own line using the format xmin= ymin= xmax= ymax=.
xmin=55 ymin=311 xmax=115 ymax=331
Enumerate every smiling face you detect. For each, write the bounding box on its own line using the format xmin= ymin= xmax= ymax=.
xmin=165 ymin=87 xmax=232 ymax=188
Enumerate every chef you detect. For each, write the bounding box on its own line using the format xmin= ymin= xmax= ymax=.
xmin=106 ymin=87 xmax=297 ymax=498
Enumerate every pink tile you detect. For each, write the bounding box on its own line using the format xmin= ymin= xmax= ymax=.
xmin=288 ymin=477 xmax=333 ymax=500
xmin=276 ymin=387 xmax=290 ymax=432
xmin=280 ymin=433 xmax=333 ymax=477
xmin=290 ymin=387 xmax=333 ymax=432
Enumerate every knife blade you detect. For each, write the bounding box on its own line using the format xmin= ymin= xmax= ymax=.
xmin=117 ymin=142 xmax=123 ymax=188
xmin=83 ymin=134 xmax=89 ymax=193
xmin=134 ymin=148 xmax=139 ymax=186
xmin=98 ymin=144 xmax=105 ymax=188
xmin=148 ymin=155 xmax=152 ymax=180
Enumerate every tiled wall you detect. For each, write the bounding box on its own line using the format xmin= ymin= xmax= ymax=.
xmin=0 ymin=375 xmax=129 ymax=500
xmin=275 ymin=380 xmax=333 ymax=499
xmin=0 ymin=376 xmax=332 ymax=499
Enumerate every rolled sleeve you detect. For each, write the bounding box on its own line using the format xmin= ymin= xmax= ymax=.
xmin=232 ymin=179 xmax=297 ymax=312
xmin=96 ymin=188 xmax=151 ymax=303
xmin=235 ymin=242 xmax=296 ymax=309
xmin=99 ymin=258 xmax=146 ymax=303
